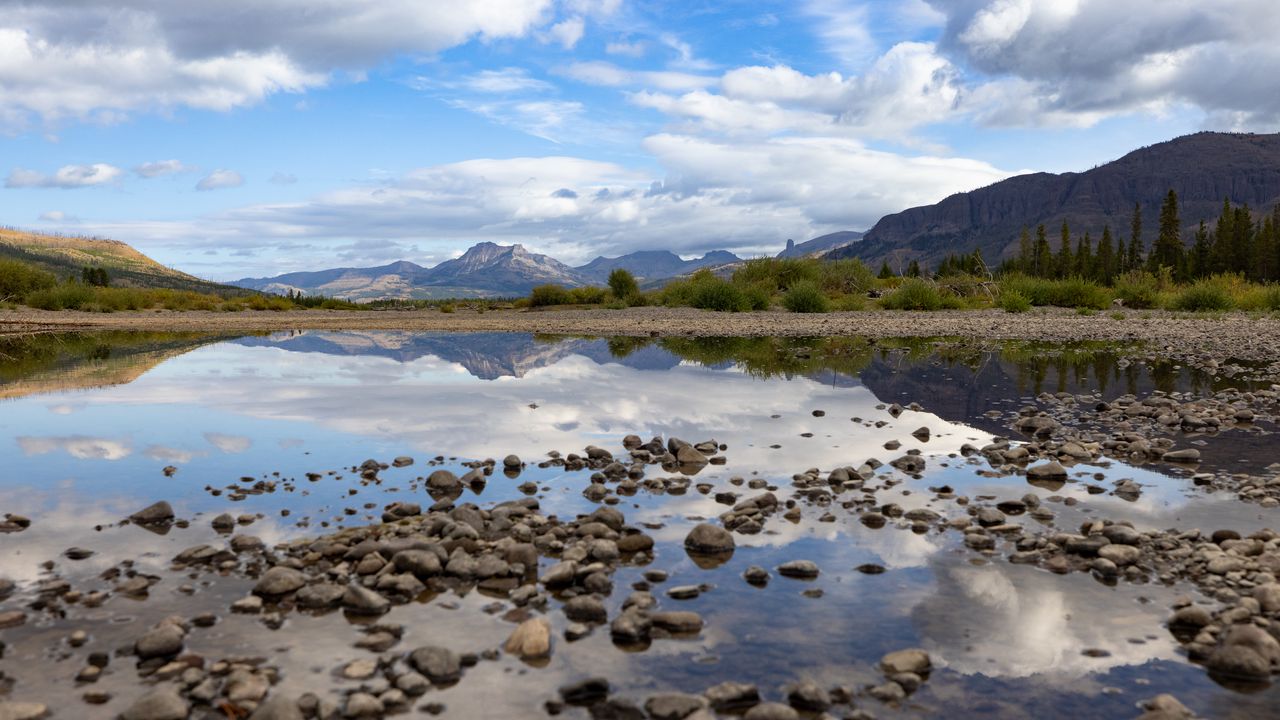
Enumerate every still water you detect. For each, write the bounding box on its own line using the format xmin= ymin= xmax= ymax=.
xmin=0 ymin=331 xmax=1275 ymax=718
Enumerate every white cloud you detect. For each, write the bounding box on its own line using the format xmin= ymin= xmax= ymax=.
xmin=605 ymin=40 xmax=645 ymax=57
xmin=803 ymin=0 xmax=877 ymax=69
xmin=38 ymin=210 xmax=78 ymax=222
xmin=135 ymin=160 xmax=194 ymax=178
xmin=5 ymin=163 xmax=124 ymax=188
xmin=0 ymin=1 xmax=560 ymax=127
xmin=462 ymin=67 xmax=554 ymax=94
xmin=196 ymin=169 xmax=244 ymax=191
xmin=559 ymin=61 xmax=715 ymax=92
xmin=544 ymin=16 xmax=585 ymax=49
xmin=203 ymin=432 xmax=252 ymax=453
xmin=447 ymin=98 xmax=588 ymax=143
xmin=17 ymin=435 xmax=132 ymax=460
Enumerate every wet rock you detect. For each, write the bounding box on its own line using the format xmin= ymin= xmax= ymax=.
xmin=254 ymin=566 xmax=306 ymax=596
xmin=651 ymin=611 xmax=703 ymax=634
xmin=64 ymin=547 xmax=94 ymax=560
xmin=610 ymin=609 xmax=652 ymax=643
xmin=704 ymin=682 xmax=759 ymax=710
xmin=504 ymin=617 xmax=552 ymax=659
xmin=684 ymin=524 xmax=734 ymax=554
xmin=1026 ymin=462 xmax=1067 ymax=481
xmin=1162 ymin=449 xmax=1201 ymax=463
xmin=541 ymin=560 xmax=578 ymax=589
xmin=392 ymin=456 xmax=414 ymax=468
xmin=342 ymin=693 xmax=383 ymax=718
xmin=120 ymin=687 xmax=188 ymax=720
xmin=777 ymin=560 xmax=820 ymax=579
xmin=409 ymin=645 xmax=462 ymax=685
xmin=1254 ymin=583 xmax=1280 ymax=613
xmin=211 ymin=513 xmax=235 ymax=531
xmin=296 ymin=582 xmax=345 ymax=609
xmin=392 ymin=549 xmax=442 ymax=577
xmin=1098 ymin=544 xmax=1142 ymax=566
xmin=342 ymin=585 xmax=390 ymax=615
xmin=129 ymin=501 xmax=175 ymax=525
xmin=564 ymin=596 xmax=607 ymax=623
xmin=560 ymin=677 xmax=610 ymax=705
xmin=248 ymin=696 xmax=305 ymax=720
xmin=0 ymin=703 xmax=49 ymax=720
xmin=0 ymin=610 xmax=26 ymax=629
xmin=743 ymin=702 xmax=799 ymax=720
xmin=503 ymin=455 xmax=522 ymax=469
xmin=644 ymin=693 xmax=707 ymax=720
xmin=676 ymin=445 xmax=709 ymax=467
xmin=880 ymin=648 xmax=931 ymax=675
xmin=1136 ymin=694 xmax=1197 ymax=720
xmin=784 ymin=680 xmax=830 ymax=711
xmin=135 ymin=623 xmax=185 ymax=659
xmin=1207 ymin=624 xmax=1280 ymax=681
xmin=426 ymin=470 xmax=460 ymax=492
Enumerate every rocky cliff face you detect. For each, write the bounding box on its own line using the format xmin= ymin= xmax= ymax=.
xmin=828 ymin=132 xmax=1280 ymax=268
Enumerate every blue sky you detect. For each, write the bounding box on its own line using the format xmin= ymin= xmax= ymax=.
xmin=0 ymin=0 xmax=1275 ymax=280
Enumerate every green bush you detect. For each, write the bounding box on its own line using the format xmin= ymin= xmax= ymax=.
xmin=830 ymin=294 xmax=866 ymax=311
xmin=439 ymin=303 xmax=456 ymax=313
xmin=1237 ymin=285 xmax=1280 ymax=312
xmin=731 ymin=258 xmax=819 ymax=292
xmin=741 ymin=282 xmax=772 ymax=311
xmin=1112 ymin=271 xmax=1161 ymax=309
xmin=607 ymin=268 xmax=639 ymax=300
xmin=569 ymin=286 xmax=608 ymax=304
xmin=662 ymin=270 xmax=751 ymax=311
xmin=998 ymin=273 xmax=1109 ymax=309
xmin=1172 ymin=279 xmax=1234 ymax=312
xmin=999 ymin=290 xmax=1031 ymax=313
xmin=817 ymin=259 xmax=875 ymax=296
xmin=529 ymin=284 xmax=572 ymax=307
xmin=24 ymin=282 xmax=94 ymax=310
xmin=782 ymin=280 xmax=830 ymax=313
xmin=0 ymin=258 xmax=56 ymax=300
xmin=880 ymin=278 xmax=959 ymax=310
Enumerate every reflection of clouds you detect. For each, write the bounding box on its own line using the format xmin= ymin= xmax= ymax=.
xmin=143 ymin=445 xmax=206 ymax=463
xmin=912 ymin=560 xmax=1180 ymax=681
xmin=204 ymin=432 xmax=252 ymax=453
xmin=16 ymin=435 xmax=131 ymax=460
xmin=46 ymin=403 xmax=83 ymax=415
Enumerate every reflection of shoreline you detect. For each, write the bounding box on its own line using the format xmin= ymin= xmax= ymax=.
xmin=0 ymin=331 xmax=241 ymax=402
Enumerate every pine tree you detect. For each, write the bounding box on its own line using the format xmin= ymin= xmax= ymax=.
xmin=1075 ymin=231 xmax=1093 ymax=278
xmin=878 ymin=261 xmax=894 ymax=279
xmin=1253 ymin=214 xmax=1275 ymax=283
xmin=906 ymin=259 xmax=921 ymax=278
xmin=1211 ymin=198 xmax=1233 ymax=274
xmin=1127 ymin=203 xmax=1143 ymax=272
xmin=1190 ymin=221 xmax=1211 ymax=279
xmin=1033 ymin=224 xmax=1051 ymax=277
xmin=1056 ymin=220 xmax=1073 ymax=277
xmin=1017 ymin=227 xmax=1032 ymax=274
xmin=1097 ymin=226 xmax=1115 ymax=283
xmin=1148 ymin=190 xmax=1182 ymax=276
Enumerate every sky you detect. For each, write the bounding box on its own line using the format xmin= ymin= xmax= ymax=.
xmin=1 ymin=0 xmax=1278 ymax=281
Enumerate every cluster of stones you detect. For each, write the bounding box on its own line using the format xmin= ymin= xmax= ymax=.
xmin=544 ymin=647 xmax=933 ymax=720
xmin=0 ymin=512 xmax=31 ymax=534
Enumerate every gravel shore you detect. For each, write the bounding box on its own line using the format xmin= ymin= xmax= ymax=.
xmin=3 ymin=306 xmax=1280 ymax=362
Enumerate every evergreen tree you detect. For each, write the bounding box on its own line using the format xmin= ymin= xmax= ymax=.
xmin=1190 ymin=221 xmax=1211 ymax=279
xmin=1075 ymin=231 xmax=1093 ymax=278
xmin=906 ymin=259 xmax=921 ymax=278
xmin=1055 ymin=221 xmax=1074 ymax=277
xmin=1127 ymin=203 xmax=1143 ymax=272
xmin=1097 ymin=226 xmax=1115 ymax=283
xmin=1231 ymin=205 xmax=1253 ymax=275
xmin=1033 ymin=224 xmax=1051 ymax=277
xmin=877 ymin=261 xmax=894 ymax=279
xmin=1017 ymin=227 xmax=1032 ymax=274
xmin=1149 ymin=189 xmax=1183 ymax=276
xmin=1253 ymin=214 xmax=1275 ymax=283
xmin=1211 ymin=198 xmax=1233 ymax=274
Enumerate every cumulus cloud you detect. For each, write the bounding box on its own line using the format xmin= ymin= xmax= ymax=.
xmin=543 ymin=16 xmax=585 ymax=49
xmin=17 ymin=435 xmax=132 ymax=460
xmin=135 ymin=159 xmax=194 ymax=178
xmin=5 ymin=163 xmax=124 ymax=188
xmin=196 ymin=169 xmax=244 ymax=191
xmin=931 ymin=0 xmax=1280 ymax=128
xmin=0 ymin=1 xmax=560 ymax=127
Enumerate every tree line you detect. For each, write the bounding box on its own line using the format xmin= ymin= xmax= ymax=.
xmin=1004 ymin=191 xmax=1280 ymax=283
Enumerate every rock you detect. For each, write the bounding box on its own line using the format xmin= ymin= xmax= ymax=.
xmin=343 ymin=693 xmax=383 ymax=718
xmin=559 ymin=677 xmax=610 ymax=704
xmin=129 ymin=501 xmax=175 ymax=525
xmin=0 ymin=703 xmax=49 ymax=720
xmin=784 ymin=680 xmax=830 ymax=711
xmin=684 ymin=524 xmax=735 ymax=554
xmin=135 ymin=623 xmax=185 ymax=659
xmin=1169 ymin=605 xmax=1212 ymax=629
xmin=296 ymin=582 xmax=346 ymax=609
xmin=342 ymin=659 xmax=378 ymax=680
xmin=120 ymin=687 xmax=189 ymax=720
xmin=1162 ymin=449 xmax=1201 ymax=463
xmin=409 ymin=646 xmax=462 ymax=684
xmin=880 ymin=648 xmax=931 ymax=675
xmin=426 ymin=470 xmax=460 ymax=491
xmin=644 ymin=693 xmax=707 ymax=720
xmin=1207 ymin=645 xmax=1271 ymax=681
xmin=1026 ymin=462 xmax=1067 ymax=480
xmin=777 ymin=560 xmax=820 ymax=579
xmin=704 ymin=681 xmax=759 ymax=710
xmin=743 ymin=702 xmax=799 ymax=720
xmin=540 ymin=560 xmax=578 ymax=589
xmin=503 ymin=454 xmax=522 ymax=469
xmin=1136 ymin=694 xmax=1197 ymax=720
xmin=249 ymin=696 xmax=305 ymax=720
xmin=342 ymin=585 xmax=390 ymax=615
xmin=211 ymin=513 xmax=235 ymax=530
xmin=1097 ymin=544 xmax=1142 ymax=566
xmin=253 ymin=566 xmax=306 ymax=596
xmin=1253 ymin=583 xmax=1280 ymax=614
xmin=392 ymin=456 xmax=414 ymax=467
xmin=651 ymin=611 xmax=703 ymax=633
xmin=392 ymin=549 xmax=442 ymax=577
xmin=742 ymin=566 xmax=770 ymax=585
xmin=676 ymin=445 xmax=708 ymax=466
xmin=564 ymin=595 xmax=607 ymax=623
xmin=504 ymin=617 xmax=552 ymax=659
xmin=64 ymin=547 xmax=94 ymax=560
xmin=0 ymin=611 xmax=26 ymax=629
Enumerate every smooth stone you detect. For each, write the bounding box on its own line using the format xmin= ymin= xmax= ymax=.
xmin=1027 ymin=462 xmax=1068 ymax=480
xmin=880 ymin=648 xmax=931 ymax=675
xmin=0 ymin=703 xmax=49 ymax=720
xmin=504 ymin=617 xmax=552 ymax=659
xmin=342 ymin=585 xmax=390 ymax=615
xmin=559 ymin=677 xmax=610 ymax=704
xmin=743 ymin=702 xmax=799 ymax=720
xmin=248 ymin=696 xmax=304 ymax=720
xmin=409 ymin=646 xmax=462 ymax=684
xmin=777 ymin=560 xmax=820 ymax=579
xmin=120 ymin=687 xmax=189 ymax=720
xmin=645 ymin=693 xmax=707 ymax=720
xmin=129 ymin=501 xmax=175 ymax=525
xmin=1098 ymin=544 xmax=1142 ymax=566
xmin=135 ymin=624 xmax=185 ymax=659
xmin=253 ymin=566 xmax=306 ymax=596
xmin=684 ymin=524 xmax=734 ymax=554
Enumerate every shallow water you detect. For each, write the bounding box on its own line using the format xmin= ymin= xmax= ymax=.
xmin=0 ymin=330 xmax=1276 ymax=718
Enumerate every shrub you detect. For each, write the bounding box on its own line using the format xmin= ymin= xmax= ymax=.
xmin=1237 ymin=285 xmax=1280 ymax=312
xmin=1172 ymin=279 xmax=1234 ymax=312
xmin=607 ymin=268 xmax=639 ymax=300
xmin=999 ymin=290 xmax=1031 ymax=313
xmin=741 ymin=282 xmax=772 ymax=311
xmin=830 ymin=294 xmax=866 ymax=311
xmin=0 ymin=259 xmax=56 ymax=300
xmin=880 ymin=278 xmax=959 ymax=310
xmin=998 ymin=273 xmax=1109 ymax=309
xmin=24 ymin=282 xmax=94 ymax=310
xmin=529 ymin=284 xmax=572 ymax=307
xmin=439 ymin=303 xmax=456 ymax=313
xmin=782 ymin=280 xmax=830 ymax=313
xmin=731 ymin=258 xmax=819 ymax=292
xmin=569 ymin=286 xmax=608 ymax=304
xmin=817 ymin=259 xmax=875 ymax=296
xmin=1113 ymin=271 xmax=1161 ymax=309
xmin=662 ymin=270 xmax=750 ymax=312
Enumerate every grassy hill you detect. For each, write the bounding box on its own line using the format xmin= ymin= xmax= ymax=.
xmin=0 ymin=228 xmax=239 ymax=295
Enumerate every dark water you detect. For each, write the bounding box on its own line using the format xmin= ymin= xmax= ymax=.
xmin=0 ymin=331 xmax=1276 ymax=719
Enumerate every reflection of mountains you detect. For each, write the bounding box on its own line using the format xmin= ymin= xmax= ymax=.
xmin=0 ymin=332 xmax=232 ymax=401
xmin=233 ymin=331 xmax=683 ymax=380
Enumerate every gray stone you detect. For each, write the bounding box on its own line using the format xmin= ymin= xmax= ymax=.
xmin=880 ymin=648 xmax=931 ymax=675
xmin=120 ymin=687 xmax=189 ymax=720
xmin=248 ymin=696 xmax=304 ymax=720
xmin=129 ymin=501 xmax=175 ymax=525
xmin=135 ymin=624 xmax=185 ymax=659
xmin=409 ymin=646 xmax=461 ymax=684
xmin=777 ymin=560 xmax=820 ymax=579
xmin=342 ymin=585 xmax=390 ymax=615
xmin=253 ymin=566 xmax=306 ymax=596
xmin=743 ymin=702 xmax=799 ymax=720
xmin=684 ymin=524 xmax=734 ymax=554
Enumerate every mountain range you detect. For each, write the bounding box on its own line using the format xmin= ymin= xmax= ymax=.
xmin=231 ymin=242 xmax=745 ymax=300
xmin=828 ymin=131 xmax=1280 ymax=269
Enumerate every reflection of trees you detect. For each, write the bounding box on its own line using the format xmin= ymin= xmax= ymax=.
xmin=0 ymin=331 xmax=245 ymax=400
xmin=656 ymin=336 xmax=881 ymax=380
